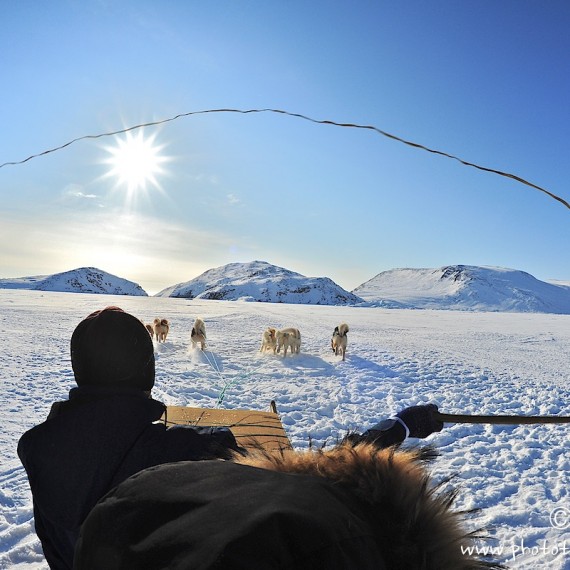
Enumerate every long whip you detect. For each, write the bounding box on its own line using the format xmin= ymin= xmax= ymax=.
xmin=434 ymin=411 xmax=570 ymax=425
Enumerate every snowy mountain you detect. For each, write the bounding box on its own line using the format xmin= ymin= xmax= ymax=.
xmin=5 ymin=263 xmax=570 ymax=311
xmin=353 ymin=265 xmax=570 ymax=314
xmin=0 ymin=275 xmax=49 ymax=290
xmin=0 ymin=267 xmax=147 ymax=296
xmin=155 ymin=260 xmax=363 ymax=305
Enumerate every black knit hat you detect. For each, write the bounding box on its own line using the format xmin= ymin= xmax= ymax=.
xmin=70 ymin=306 xmax=155 ymax=390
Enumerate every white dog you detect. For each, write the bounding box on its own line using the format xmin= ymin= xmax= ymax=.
xmin=191 ymin=318 xmax=207 ymax=351
xmin=276 ymin=327 xmax=301 ymax=357
xmin=260 ymin=327 xmax=277 ymax=354
xmin=153 ymin=318 xmax=170 ymax=343
xmin=331 ymin=323 xmax=349 ymax=361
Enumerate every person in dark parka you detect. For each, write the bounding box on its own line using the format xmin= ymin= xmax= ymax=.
xmin=74 ymin=418 xmax=501 ymax=569
xmin=17 ymin=306 xmax=242 ymax=570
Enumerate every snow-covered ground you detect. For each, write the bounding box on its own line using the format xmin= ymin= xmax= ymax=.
xmin=1 ymin=289 xmax=569 ymax=569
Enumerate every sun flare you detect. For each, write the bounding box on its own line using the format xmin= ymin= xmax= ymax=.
xmin=103 ymin=130 xmax=169 ymax=197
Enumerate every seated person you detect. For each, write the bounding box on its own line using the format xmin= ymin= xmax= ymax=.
xmin=18 ymin=307 xmax=242 ymax=570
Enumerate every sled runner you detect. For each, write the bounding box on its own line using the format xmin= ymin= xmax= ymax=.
xmin=162 ymin=400 xmax=292 ymax=452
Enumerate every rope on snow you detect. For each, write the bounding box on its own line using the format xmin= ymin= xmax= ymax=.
xmin=200 ymin=347 xmax=267 ymax=408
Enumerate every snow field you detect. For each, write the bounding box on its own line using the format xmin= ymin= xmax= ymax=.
xmin=1 ymin=290 xmax=569 ymax=569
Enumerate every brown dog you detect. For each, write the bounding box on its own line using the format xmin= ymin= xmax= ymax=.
xmin=140 ymin=319 xmax=155 ymax=337
xmin=153 ymin=318 xmax=170 ymax=343
xmin=331 ymin=323 xmax=349 ymax=361
xmin=191 ymin=318 xmax=207 ymax=351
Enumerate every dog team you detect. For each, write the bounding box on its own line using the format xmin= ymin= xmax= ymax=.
xmin=141 ymin=317 xmax=207 ymax=351
xmin=259 ymin=327 xmax=301 ymax=357
xmin=142 ymin=317 xmax=349 ymax=360
xmin=258 ymin=322 xmax=349 ymax=360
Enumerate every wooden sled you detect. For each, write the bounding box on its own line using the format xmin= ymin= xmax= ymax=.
xmin=162 ymin=400 xmax=292 ymax=453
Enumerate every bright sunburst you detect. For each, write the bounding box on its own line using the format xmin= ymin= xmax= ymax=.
xmin=102 ymin=130 xmax=170 ymax=199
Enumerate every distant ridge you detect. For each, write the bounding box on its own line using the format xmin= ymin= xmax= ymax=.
xmin=155 ymin=260 xmax=362 ymax=305
xmin=352 ymin=265 xmax=570 ymax=314
xmin=3 ymin=263 xmax=569 ymax=313
xmin=0 ymin=267 xmax=147 ymax=296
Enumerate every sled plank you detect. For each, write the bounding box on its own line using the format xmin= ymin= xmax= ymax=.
xmin=163 ymin=406 xmax=292 ymax=452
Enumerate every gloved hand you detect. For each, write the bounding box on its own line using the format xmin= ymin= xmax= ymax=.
xmin=396 ymin=404 xmax=443 ymax=438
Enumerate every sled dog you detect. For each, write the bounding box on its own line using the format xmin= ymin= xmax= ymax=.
xmin=191 ymin=318 xmax=207 ymax=351
xmin=276 ymin=328 xmax=301 ymax=357
xmin=331 ymin=323 xmax=349 ymax=361
xmin=140 ymin=319 xmax=155 ymax=337
xmin=260 ymin=327 xmax=277 ymax=354
xmin=153 ymin=318 xmax=170 ymax=343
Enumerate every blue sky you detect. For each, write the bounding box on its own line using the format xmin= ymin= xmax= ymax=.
xmin=1 ymin=1 xmax=569 ymax=294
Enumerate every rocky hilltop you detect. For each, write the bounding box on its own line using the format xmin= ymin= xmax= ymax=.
xmin=155 ymin=260 xmax=362 ymax=305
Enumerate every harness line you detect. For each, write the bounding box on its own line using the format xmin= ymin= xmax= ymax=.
xmin=200 ymin=348 xmax=268 ymax=408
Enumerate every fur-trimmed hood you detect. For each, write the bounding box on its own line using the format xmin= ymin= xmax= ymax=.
xmin=75 ymin=442 xmax=503 ymax=570
xmin=235 ymin=442 xmax=501 ymax=570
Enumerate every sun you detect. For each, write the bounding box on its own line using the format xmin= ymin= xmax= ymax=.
xmin=102 ymin=130 xmax=170 ymax=198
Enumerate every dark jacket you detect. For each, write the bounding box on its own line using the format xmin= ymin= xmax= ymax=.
xmin=17 ymin=386 xmax=240 ymax=570
xmin=74 ymin=443 xmax=499 ymax=570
